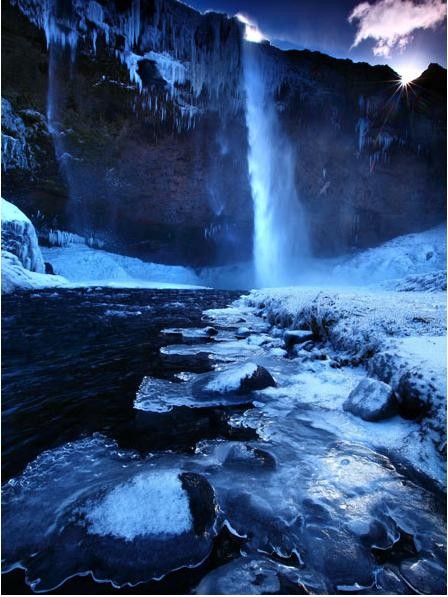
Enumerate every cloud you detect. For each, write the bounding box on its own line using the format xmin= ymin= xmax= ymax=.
xmin=349 ymin=0 xmax=447 ymax=57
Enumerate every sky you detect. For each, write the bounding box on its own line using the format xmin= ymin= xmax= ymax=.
xmin=186 ymin=0 xmax=447 ymax=79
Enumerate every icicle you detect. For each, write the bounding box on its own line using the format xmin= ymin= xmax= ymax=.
xmin=356 ymin=117 xmax=368 ymax=153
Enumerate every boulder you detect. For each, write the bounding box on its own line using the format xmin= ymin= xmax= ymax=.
xmin=204 ymin=362 xmax=276 ymax=395
xmin=343 ymin=378 xmax=397 ymax=422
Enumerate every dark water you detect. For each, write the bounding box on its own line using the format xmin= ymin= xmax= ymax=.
xmin=2 ymin=288 xmax=241 ymax=482
xmin=2 ymin=288 xmax=446 ymax=595
xmin=1 ymin=288 xmax=246 ymax=595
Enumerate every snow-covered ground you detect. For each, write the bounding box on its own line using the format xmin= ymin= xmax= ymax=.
xmin=237 ymin=285 xmax=446 ymax=485
xmin=41 ymin=244 xmax=206 ymax=289
xmin=332 ymin=225 xmax=446 ymax=286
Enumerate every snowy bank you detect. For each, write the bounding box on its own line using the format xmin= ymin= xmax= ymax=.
xmin=333 ymin=225 xmax=446 ymax=285
xmin=240 ymin=286 xmax=446 ymax=482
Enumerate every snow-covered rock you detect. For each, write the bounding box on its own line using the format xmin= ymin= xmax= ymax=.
xmin=343 ymin=378 xmax=397 ymax=422
xmin=2 ymin=435 xmax=218 ymax=591
xmin=1 ymin=251 xmax=66 ymax=294
xmin=204 ymin=362 xmax=276 ymax=395
xmin=1 ymin=197 xmax=44 ymax=272
xmin=1 ymin=198 xmax=69 ymax=293
xmin=369 ymin=336 xmax=446 ymax=452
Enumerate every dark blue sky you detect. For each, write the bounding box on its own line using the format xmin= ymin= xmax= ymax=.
xmin=186 ymin=0 xmax=447 ymax=77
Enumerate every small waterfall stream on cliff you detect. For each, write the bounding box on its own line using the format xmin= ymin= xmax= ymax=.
xmin=243 ymin=42 xmax=309 ymax=287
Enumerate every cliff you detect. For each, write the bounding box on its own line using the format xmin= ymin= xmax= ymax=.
xmin=2 ymin=0 xmax=446 ymax=265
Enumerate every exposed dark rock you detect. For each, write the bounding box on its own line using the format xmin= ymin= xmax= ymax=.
xmin=284 ymin=329 xmax=314 ymax=349
xmin=44 ymin=261 xmax=54 ymax=275
xmin=180 ymin=472 xmax=217 ymax=536
xmin=238 ymin=364 xmax=277 ymax=394
xmin=204 ymin=326 xmax=218 ymax=336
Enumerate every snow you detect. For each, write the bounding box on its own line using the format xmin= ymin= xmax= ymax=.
xmin=395 ymin=335 xmax=446 ymax=373
xmin=1 ymin=251 xmax=66 ymax=294
xmin=39 ymin=244 xmax=207 ymax=289
xmin=205 ymin=362 xmax=259 ymax=393
xmin=1 ymin=205 xmax=207 ymax=292
xmin=240 ymin=285 xmax=446 ymax=484
xmin=2 ymin=198 xmax=45 ymax=273
xmin=2 ymin=197 xmax=31 ymax=224
xmin=86 ymin=471 xmax=192 ymax=541
xmin=333 ymin=225 xmax=446 ymax=285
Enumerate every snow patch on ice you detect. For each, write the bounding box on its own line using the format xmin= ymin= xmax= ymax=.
xmin=86 ymin=471 xmax=192 ymax=541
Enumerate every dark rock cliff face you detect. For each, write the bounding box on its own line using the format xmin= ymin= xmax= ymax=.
xmin=2 ymin=0 xmax=446 ymax=266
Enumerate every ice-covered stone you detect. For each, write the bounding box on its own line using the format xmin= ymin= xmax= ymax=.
xmin=1 ymin=198 xmax=44 ymax=272
xmin=205 ymin=362 xmax=276 ymax=395
xmin=223 ymin=444 xmax=277 ymax=470
xmin=2 ymin=436 xmax=218 ymax=591
xmin=343 ymin=378 xmax=397 ymax=422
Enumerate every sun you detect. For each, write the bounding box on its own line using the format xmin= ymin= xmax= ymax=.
xmin=397 ymin=63 xmax=423 ymax=86
xmin=235 ymin=13 xmax=265 ymax=43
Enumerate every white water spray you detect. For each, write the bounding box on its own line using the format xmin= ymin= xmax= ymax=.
xmin=243 ymin=42 xmax=309 ymax=287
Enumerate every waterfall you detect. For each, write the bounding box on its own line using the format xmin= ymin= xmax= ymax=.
xmin=243 ymin=42 xmax=309 ymax=287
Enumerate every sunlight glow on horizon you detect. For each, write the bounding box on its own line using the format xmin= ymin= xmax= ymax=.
xmin=396 ymin=62 xmax=424 ymax=85
xmin=235 ymin=13 xmax=266 ymax=43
